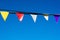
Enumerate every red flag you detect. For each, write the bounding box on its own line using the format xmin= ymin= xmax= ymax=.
xmin=16 ymin=12 xmax=24 ymax=21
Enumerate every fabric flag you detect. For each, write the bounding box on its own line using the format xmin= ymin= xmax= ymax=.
xmin=0 ymin=11 xmax=9 ymax=21
xmin=16 ymin=12 xmax=24 ymax=21
xmin=44 ymin=14 xmax=49 ymax=21
xmin=30 ymin=14 xmax=37 ymax=22
xmin=54 ymin=15 xmax=60 ymax=22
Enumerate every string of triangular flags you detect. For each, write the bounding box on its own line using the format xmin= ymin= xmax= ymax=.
xmin=0 ymin=10 xmax=60 ymax=23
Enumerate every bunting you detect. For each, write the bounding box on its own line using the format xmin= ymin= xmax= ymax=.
xmin=0 ymin=9 xmax=60 ymax=23
xmin=0 ymin=11 xmax=9 ymax=21
xmin=16 ymin=12 xmax=24 ymax=22
xmin=44 ymin=14 xmax=49 ymax=21
xmin=30 ymin=14 xmax=37 ymax=22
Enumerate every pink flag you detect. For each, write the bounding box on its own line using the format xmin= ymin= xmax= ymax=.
xmin=16 ymin=12 xmax=24 ymax=21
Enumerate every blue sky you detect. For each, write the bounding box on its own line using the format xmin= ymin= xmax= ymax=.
xmin=0 ymin=0 xmax=60 ymax=40
xmin=0 ymin=0 xmax=60 ymax=13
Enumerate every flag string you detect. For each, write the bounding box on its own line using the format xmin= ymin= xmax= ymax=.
xmin=0 ymin=9 xmax=60 ymax=16
xmin=0 ymin=9 xmax=60 ymax=22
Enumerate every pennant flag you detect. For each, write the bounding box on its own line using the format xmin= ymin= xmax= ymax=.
xmin=54 ymin=15 xmax=60 ymax=22
xmin=0 ymin=11 xmax=9 ymax=21
xmin=44 ymin=14 xmax=49 ymax=21
xmin=16 ymin=12 xmax=24 ymax=21
xmin=31 ymin=14 xmax=37 ymax=22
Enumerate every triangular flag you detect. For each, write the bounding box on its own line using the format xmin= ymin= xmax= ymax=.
xmin=0 ymin=11 xmax=9 ymax=21
xmin=16 ymin=12 xmax=24 ymax=21
xmin=54 ymin=15 xmax=59 ymax=22
xmin=44 ymin=14 xmax=49 ymax=21
xmin=31 ymin=14 xmax=37 ymax=22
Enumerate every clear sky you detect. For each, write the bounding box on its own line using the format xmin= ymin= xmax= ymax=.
xmin=0 ymin=0 xmax=60 ymax=40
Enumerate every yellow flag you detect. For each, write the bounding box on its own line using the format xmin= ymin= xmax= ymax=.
xmin=0 ymin=11 xmax=9 ymax=21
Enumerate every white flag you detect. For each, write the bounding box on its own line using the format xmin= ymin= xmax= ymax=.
xmin=44 ymin=15 xmax=49 ymax=21
xmin=31 ymin=14 xmax=37 ymax=22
